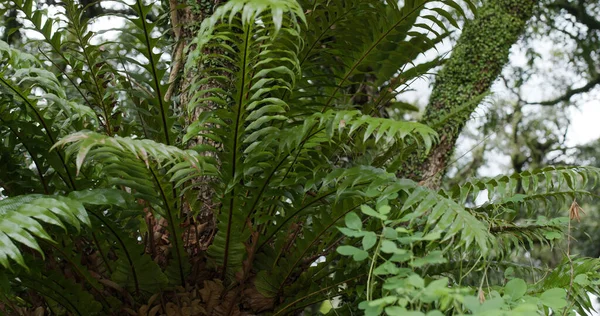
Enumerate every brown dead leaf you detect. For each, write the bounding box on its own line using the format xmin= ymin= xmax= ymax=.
xmin=148 ymin=305 xmax=162 ymax=316
xmin=244 ymin=285 xmax=275 ymax=313
xmin=478 ymin=289 xmax=486 ymax=304
xmin=199 ymin=279 xmax=225 ymax=312
xmin=569 ymin=199 xmax=585 ymax=222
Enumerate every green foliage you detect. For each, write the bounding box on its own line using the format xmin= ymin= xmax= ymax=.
xmin=1 ymin=0 xmax=599 ymax=315
xmin=337 ymin=190 xmax=600 ymax=315
xmin=0 ymin=195 xmax=90 ymax=269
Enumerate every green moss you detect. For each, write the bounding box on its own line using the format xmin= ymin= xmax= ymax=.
xmin=187 ymin=0 xmax=218 ymax=16
xmin=401 ymin=0 xmax=538 ymax=182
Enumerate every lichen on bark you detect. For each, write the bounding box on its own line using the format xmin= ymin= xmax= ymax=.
xmin=399 ymin=0 xmax=539 ymax=189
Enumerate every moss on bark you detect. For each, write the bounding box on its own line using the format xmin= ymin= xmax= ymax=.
xmin=399 ymin=0 xmax=539 ymax=188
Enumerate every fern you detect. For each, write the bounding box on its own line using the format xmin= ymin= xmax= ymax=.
xmin=3 ymin=0 xmax=600 ymax=314
xmin=14 ymin=266 xmax=103 ymax=315
xmin=0 ymin=195 xmax=90 ymax=269
xmin=55 ymin=133 xmax=214 ymax=285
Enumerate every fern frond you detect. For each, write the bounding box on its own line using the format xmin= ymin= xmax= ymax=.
xmin=0 ymin=40 xmax=93 ymax=191
xmin=446 ymin=166 xmax=600 ymax=214
xmin=490 ymin=217 xmax=566 ymax=254
xmin=184 ymin=0 xmax=305 ymax=279
xmin=0 ymin=195 xmax=90 ymax=269
xmin=54 ymin=131 xmax=216 ymax=179
xmin=395 ymin=184 xmax=494 ymax=254
xmin=54 ymin=133 xmax=212 ymax=285
xmin=292 ymin=0 xmax=469 ymax=111
xmin=119 ymin=0 xmax=175 ymax=144
xmin=13 ymin=268 xmax=102 ymax=315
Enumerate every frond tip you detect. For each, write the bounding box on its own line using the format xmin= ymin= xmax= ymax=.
xmin=52 ymin=131 xmax=217 ymax=179
xmin=203 ymin=0 xmax=305 ymax=34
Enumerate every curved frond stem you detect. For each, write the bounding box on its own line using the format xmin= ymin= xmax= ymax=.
xmin=90 ymin=232 xmax=113 ymax=275
xmin=273 ymin=274 xmax=365 ymax=316
xmin=148 ymin=167 xmax=185 ymax=286
xmin=134 ymin=0 xmax=170 ymax=145
xmin=275 ymin=200 xmax=365 ymax=296
xmin=89 ymin=211 xmax=140 ymax=295
xmin=17 ymin=275 xmax=85 ymax=316
xmin=256 ymin=188 xmax=338 ymax=252
xmin=42 ymin=240 xmax=113 ymax=312
xmin=0 ymin=77 xmax=76 ymax=190
xmin=0 ymin=118 xmax=50 ymax=194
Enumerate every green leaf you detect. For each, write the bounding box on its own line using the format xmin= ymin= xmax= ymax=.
xmin=540 ymin=288 xmax=567 ymax=310
xmin=574 ymin=274 xmax=590 ymax=286
xmin=504 ymin=278 xmax=527 ymax=300
xmin=410 ymin=251 xmax=447 ymax=268
xmin=380 ymin=240 xmax=405 ymax=254
xmin=361 ymin=204 xmax=387 ymax=220
xmin=338 ymin=227 xmax=367 ymax=237
xmin=345 ymin=212 xmax=363 ymax=230
xmin=337 ymin=245 xmax=369 ymax=261
xmin=362 ymin=232 xmax=378 ymax=250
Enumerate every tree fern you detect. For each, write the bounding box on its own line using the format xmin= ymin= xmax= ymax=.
xmin=2 ymin=0 xmax=600 ymax=314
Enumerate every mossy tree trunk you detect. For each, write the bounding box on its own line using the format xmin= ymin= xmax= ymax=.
xmin=400 ymin=0 xmax=539 ymax=189
xmin=168 ymin=0 xmax=225 ymax=251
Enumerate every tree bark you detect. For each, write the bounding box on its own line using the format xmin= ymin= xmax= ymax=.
xmin=167 ymin=0 xmax=226 ymax=252
xmin=399 ymin=0 xmax=539 ymax=189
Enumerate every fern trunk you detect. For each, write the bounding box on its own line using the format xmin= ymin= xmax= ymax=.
xmin=171 ymin=0 xmax=225 ymax=250
xmin=400 ymin=0 xmax=538 ymax=189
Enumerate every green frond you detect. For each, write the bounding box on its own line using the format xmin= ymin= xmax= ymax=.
xmin=195 ymin=0 xmax=305 ymax=40
xmin=446 ymin=166 xmax=600 ymax=214
xmin=54 ymin=131 xmax=216 ymax=179
xmin=119 ymin=0 xmax=175 ymax=144
xmin=490 ymin=216 xmax=566 ymax=253
xmin=185 ymin=0 xmax=305 ymax=278
xmin=0 ymin=40 xmax=92 ymax=191
xmin=0 ymin=195 xmax=90 ymax=269
xmin=534 ymin=258 xmax=600 ymax=315
xmin=387 ymin=184 xmax=495 ymax=254
xmin=292 ymin=0 xmax=470 ymax=111
xmin=12 ymin=268 xmax=102 ymax=315
xmin=55 ymin=133 xmax=208 ymax=285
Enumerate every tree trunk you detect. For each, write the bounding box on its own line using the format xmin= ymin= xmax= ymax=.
xmin=400 ymin=0 xmax=539 ymax=189
xmin=167 ymin=0 xmax=225 ymax=252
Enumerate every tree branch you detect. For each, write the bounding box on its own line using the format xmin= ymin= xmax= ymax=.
xmin=550 ymin=0 xmax=600 ymax=30
xmin=533 ymin=75 xmax=600 ymax=106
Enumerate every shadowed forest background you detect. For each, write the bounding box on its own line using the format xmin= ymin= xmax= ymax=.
xmin=3 ymin=0 xmax=600 ymax=315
